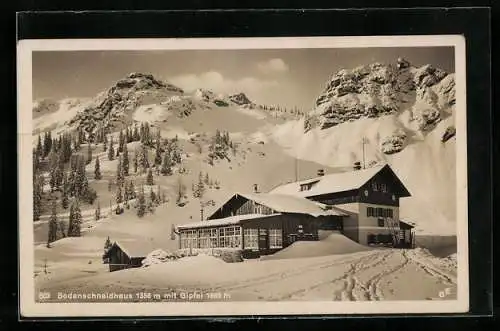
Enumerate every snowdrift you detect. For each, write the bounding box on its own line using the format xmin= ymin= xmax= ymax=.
xmin=263 ymin=231 xmax=371 ymax=260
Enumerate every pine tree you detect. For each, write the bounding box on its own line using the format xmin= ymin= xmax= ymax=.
xmin=204 ymin=172 xmax=210 ymax=185
xmin=133 ymin=151 xmax=138 ymax=173
xmin=156 ymin=185 xmax=162 ymax=204
xmin=36 ymin=135 xmax=43 ymax=159
xmin=94 ymin=157 xmax=102 ymax=180
xmin=160 ymin=151 xmax=173 ymax=176
xmin=133 ymin=125 xmax=139 ymax=141
xmin=86 ymin=143 xmax=92 ymax=165
xmin=137 ymin=186 xmax=146 ymax=217
xmin=108 ymin=138 xmax=114 ymax=161
xmin=139 ymin=144 xmax=150 ymax=172
xmin=116 ymin=155 xmax=124 ymax=186
xmin=176 ymin=177 xmax=186 ymax=206
xmin=127 ymin=181 xmax=136 ymax=199
xmin=116 ymin=184 xmax=123 ymax=204
xmin=61 ymin=173 xmax=69 ymax=209
xmin=104 ymin=236 xmax=112 ymax=252
xmin=33 ymin=173 xmax=43 ymax=221
xmin=146 ymin=168 xmax=154 ymax=185
xmin=95 ymin=201 xmax=101 ymax=221
xmin=154 ymin=140 xmax=162 ymax=166
xmin=47 ymin=201 xmax=58 ymax=247
xmin=69 ymin=199 xmax=82 ymax=237
xmin=67 ymin=201 xmax=82 ymax=237
xmin=150 ymin=189 xmax=157 ymax=206
xmin=118 ymin=130 xmax=124 ymax=153
xmin=125 ymin=128 xmax=130 ymax=143
xmin=122 ymin=143 xmax=129 ymax=176
xmin=103 ymin=135 xmax=108 ymax=152
xmin=193 ymin=172 xmax=205 ymax=199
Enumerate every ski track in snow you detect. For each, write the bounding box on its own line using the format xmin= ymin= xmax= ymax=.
xmin=207 ymin=250 xmax=454 ymax=301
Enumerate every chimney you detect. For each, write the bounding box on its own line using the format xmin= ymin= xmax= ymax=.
xmin=253 ymin=184 xmax=259 ymax=193
xmin=317 ymin=169 xmax=325 ymax=177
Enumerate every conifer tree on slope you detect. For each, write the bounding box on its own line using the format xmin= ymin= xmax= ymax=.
xmin=127 ymin=180 xmax=136 ymax=199
xmin=68 ymin=199 xmax=82 ymax=237
xmin=133 ymin=150 xmax=138 ymax=173
xmin=116 ymin=155 xmax=124 ymax=186
xmin=136 ymin=185 xmax=146 ymax=217
xmin=146 ymin=168 xmax=154 ymax=185
xmin=95 ymin=201 xmax=101 ymax=221
xmin=154 ymin=139 xmax=162 ymax=166
xmin=61 ymin=173 xmax=69 ymax=209
xmin=86 ymin=143 xmax=92 ymax=165
xmin=161 ymin=151 xmax=173 ymax=176
xmin=47 ymin=201 xmax=58 ymax=247
xmin=116 ymin=184 xmax=123 ymax=205
xmin=103 ymin=134 xmax=108 ymax=152
xmin=118 ymin=130 xmax=124 ymax=153
xmin=94 ymin=156 xmax=102 ymax=180
xmin=33 ymin=173 xmax=44 ymax=221
xmin=108 ymin=137 xmax=115 ymax=161
xmin=122 ymin=143 xmax=129 ymax=176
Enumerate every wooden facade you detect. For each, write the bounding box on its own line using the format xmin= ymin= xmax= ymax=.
xmin=102 ymin=242 xmax=147 ymax=272
xmin=177 ymin=164 xmax=414 ymax=256
xmin=178 ymin=213 xmax=344 ymax=258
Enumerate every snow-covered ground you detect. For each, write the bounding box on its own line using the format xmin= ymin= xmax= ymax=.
xmin=35 ymin=242 xmax=457 ymax=302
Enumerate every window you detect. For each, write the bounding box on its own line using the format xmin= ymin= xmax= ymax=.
xmin=180 ymin=230 xmax=198 ymax=249
xmin=209 ymin=228 xmax=218 ymax=248
xmin=199 ymin=229 xmax=211 ymax=248
xmin=244 ymin=228 xmax=258 ymax=249
xmin=378 ymin=218 xmax=385 ymax=227
xmin=380 ymin=183 xmax=388 ymax=193
xmin=300 ymin=184 xmax=311 ymax=191
xmin=372 ymin=181 xmax=378 ymax=191
xmin=216 ymin=226 xmax=242 ymax=248
xmin=269 ymin=229 xmax=283 ymax=249
xmin=367 ymin=207 xmax=374 ymax=217
xmin=299 ymin=180 xmax=319 ymax=191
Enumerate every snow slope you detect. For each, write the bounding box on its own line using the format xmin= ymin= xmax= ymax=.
xmin=270 ymin=114 xmax=456 ymax=234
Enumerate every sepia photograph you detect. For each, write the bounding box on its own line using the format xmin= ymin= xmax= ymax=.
xmin=17 ymin=36 xmax=468 ymax=317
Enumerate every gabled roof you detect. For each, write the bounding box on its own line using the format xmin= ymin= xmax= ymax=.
xmin=236 ymin=192 xmax=347 ymax=217
xmin=104 ymin=240 xmax=162 ymax=259
xmin=206 ymin=192 xmax=347 ymax=221
xmin=177 ymin=213 xmax=281 ymax=230
xmin=269 ymin=164 xmax=409 ymax=198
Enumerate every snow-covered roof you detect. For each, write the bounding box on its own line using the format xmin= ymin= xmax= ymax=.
xmin=108 ymin=240 xmax=164 ymax=258
xmin=269 ymin=165 xmax=386 ymax=198
xmin=236 ymin=192 xmax=347 ymax=217
xmin=177 ymin=213 xmax=281 ymax=230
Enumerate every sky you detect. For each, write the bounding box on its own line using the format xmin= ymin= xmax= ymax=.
xmin=32 ymin=47 xmax=454 ymax=110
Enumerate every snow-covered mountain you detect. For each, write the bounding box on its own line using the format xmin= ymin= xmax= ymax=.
xmin=33 ymin=73 xmax=268 ymax=139
xmin=271 ymin=58 xmax=457 ymax=234
xmin=305 ymin=58 xmax=455 ymax=155
xmin=32 ymin=61 xmax=457 ymax=235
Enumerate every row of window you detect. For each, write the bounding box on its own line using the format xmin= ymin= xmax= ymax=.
xmin=371 ymin=181 xmax=389 ymax=193
xmin=367 ymin=207 xmax=394 ymax=218
xmin=180 ymin=226 xmax=283 ymax=250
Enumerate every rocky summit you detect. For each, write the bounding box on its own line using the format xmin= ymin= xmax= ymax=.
xmin=67 ymin=73 xmax=185 ymax=135
xmin=304 ymin=58 xmax=456 ymax=136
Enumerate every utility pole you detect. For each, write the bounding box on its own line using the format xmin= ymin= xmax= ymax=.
xmin=295 ymin=157 xmax=298 ymax=181
xmin=362 ymin=137 xmax=367 ymax=169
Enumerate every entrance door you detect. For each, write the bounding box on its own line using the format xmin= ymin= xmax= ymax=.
xmin=258 ymin=228 xmax=268 ymax=252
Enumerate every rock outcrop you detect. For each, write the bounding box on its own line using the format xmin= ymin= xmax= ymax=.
xmin=306 ymin=59 xmax=455 ymax=132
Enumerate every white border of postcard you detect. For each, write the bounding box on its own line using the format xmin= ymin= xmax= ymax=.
xmin=18 ymin=35 xmax=468 ymax=317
